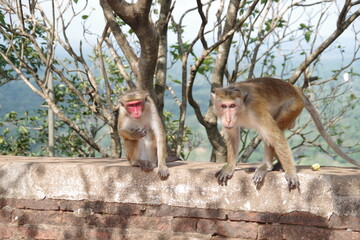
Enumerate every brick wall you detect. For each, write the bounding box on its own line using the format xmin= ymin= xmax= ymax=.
xmin=0 ymin=156 xmax=359 ymax=239
xmin=1 ymin=198 xmax=359 ymax=240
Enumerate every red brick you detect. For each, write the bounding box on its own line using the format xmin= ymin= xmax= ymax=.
xmin=0 ymin=225 xmax=15 ymax=238
xmin=228 ymin=210 xmax=281 ymax=223
xmin=172 ymin=217 xmax=198 ymax=232
xmin=86 ymin=213 xmax=127 ymax=228
xmin=351 ymin=231 xmax=360 ymax=240
xmin=4 ymin=198 xmax=59 ymax=211
xmin=61 ymin=227 xmax=85 ymax=239
xmin=103 ymin=202 xmax=148 ymax=216
xmin=214 ymin=220 xmax=258 ymax=239
xmin=279 ymin=211 xmax=328 ymax=227
xmin=197 ymin=219 xmax=216 ymax=234
xmin=18 ymin=225 xmax=62 ymax=239
xmin=170 ymin=206 xmax=227 ymax=220
xmin=0 ymin=199 xmax=7 ymax=208
xmin=59 ymin=200 xmax=148 ymax=216
xmin=75 ymin=201 xmax=116 ymax=214
xmin=61 ymin=211 xmax=87 ymax=227
xmin=12 ymin=209 xmax=62 ymax=225
xmin=128 ymin=216 xmax=171 ymax=231
xmin=126 ymin=231 xmax=171 ymax=240
xmin=210 ymin=237 xmax=245 ymax=240
xmin=59 ymin=199 xmax=87 ymax=211
xmin=282 ymin=225 xmax=332 ymax=240
xmin=85 ymin=228 xmax=112 ymax=239
xmin=24 ymin=199 xmax=59 ymax=211
xmin=0 ymin=207 xmax=12 ymax=223
xmin=328 ymin=230 xmax=354 ymax=240
xmin=329 ymin=214 xmax=360 ymax=231
xmin=144 ymin=204 xmax=172 ymax=217
xmin=258 ymin=224 xmax=282 ymax=240
xmin=0 ymin=199 xmax=27 ymax=209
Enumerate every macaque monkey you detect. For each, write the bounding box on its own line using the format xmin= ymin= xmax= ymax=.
xmin=212 ymin=77 xmax=360 ymax=190
xmin=118 ymin=89 xmax=169 ymax=180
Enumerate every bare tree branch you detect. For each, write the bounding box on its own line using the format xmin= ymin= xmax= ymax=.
xmin=289 ymin=1 xmax=360 ymax=84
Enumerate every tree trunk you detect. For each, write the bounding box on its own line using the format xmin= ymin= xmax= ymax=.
xmin=155 ymin=0 xmax=172 ymax=116
xmin=205 ymin=0 xmax=241 ymax=162
xmin=104 ymin=0 xmax=159 ymax=92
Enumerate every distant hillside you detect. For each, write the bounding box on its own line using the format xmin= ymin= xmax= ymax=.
xmin=0 ymin=60 xmax=359 ymax=165
xmin=0 ymin=80 xmax=43 ymax=117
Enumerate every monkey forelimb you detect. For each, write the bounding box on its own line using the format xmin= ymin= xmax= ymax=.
xmin=118 ymin=89 xmax=169 ymax=180
xmin=212 ymin=77 xmax=359 ymax=190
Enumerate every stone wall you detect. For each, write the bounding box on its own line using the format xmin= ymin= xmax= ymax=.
xmin=0 ymin=156 xmax=359 ymax=239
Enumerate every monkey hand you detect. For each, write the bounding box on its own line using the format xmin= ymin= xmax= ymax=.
xmin=215 ymin=165 xmax=235 ymax=186
xmin=285 ymin=171 xmax=300 ymax=191
xmin=131 ymin=128 xmax=147 ymax=139
xmin=157 ymin=165 xmax=169 ymax=180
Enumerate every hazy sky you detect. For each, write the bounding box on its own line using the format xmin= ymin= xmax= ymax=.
xmin=68 ymin=0 xmax=359 ymax=46
xmin=47 ymin=0 xmax=359 ymax=82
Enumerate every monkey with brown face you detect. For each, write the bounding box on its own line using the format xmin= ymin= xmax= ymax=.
xmin=118 ymin=89 xmax=169 ymax=180
xmin=212 ymin=77 xmax=360 ymax=190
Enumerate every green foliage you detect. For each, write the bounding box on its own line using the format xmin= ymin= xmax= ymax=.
xmin=299 ymin=23 xmax=313 ymax=43
xmin=0 ymin=111 xmax=39 ymax=155
xmin=0 ymin=10 xmax=5 ymax=25
xmin=264 ymin=18 xmax=286 ymax=32
xmin=163 ymin=111 xmax=194 ymax=159
xmin=1 ymin=0 xmax=359 ymax=163
xmin=197 ymin=56 xmax=214 ymax=75
xmin=0 ymin=11 xmax=47 ymax=84
xmin=170 ymin=42 xmax=195 ymax=61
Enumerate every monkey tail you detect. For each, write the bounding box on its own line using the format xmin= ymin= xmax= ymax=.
xmin=303 ymin=95 xmax=360 ymax=167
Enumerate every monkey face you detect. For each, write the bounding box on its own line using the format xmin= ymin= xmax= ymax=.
xmin=217 ymin=101 xmax=239 ymax=128
xmin=213 ymin=96 xmax=243 ymax=129
xmin=125 ymin=100 xmax=145 ymax=119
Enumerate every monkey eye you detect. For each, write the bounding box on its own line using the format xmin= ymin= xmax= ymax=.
xmin=135 ymin=102 xmax=142 ymax=107
xmin=220 ymin=104 xmax=227 ymax=109
xmin=229 ymin=104 xmax=236 ymax=108
xmin=128 ymin=104 xmax=134 ymax=108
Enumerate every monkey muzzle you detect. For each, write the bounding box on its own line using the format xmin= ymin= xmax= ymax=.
xmin=126 ymin=100 xmax=144 ymax=119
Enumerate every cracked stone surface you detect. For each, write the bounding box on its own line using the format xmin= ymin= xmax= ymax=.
xmin=0 ymin=155 xmax=359 ymax=218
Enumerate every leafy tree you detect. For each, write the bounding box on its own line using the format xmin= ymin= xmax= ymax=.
xmin=0 ymin=0 xmax=359 ymax=164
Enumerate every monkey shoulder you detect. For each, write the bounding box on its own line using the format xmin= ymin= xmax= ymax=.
xmin=242 ymin=77 xmax=295 ymax=90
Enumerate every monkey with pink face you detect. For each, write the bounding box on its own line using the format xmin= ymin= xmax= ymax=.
xmin=118 ymin=89 xmax=169 ymax=180
xmin=212 ymin=78 xmax=360 ymax=190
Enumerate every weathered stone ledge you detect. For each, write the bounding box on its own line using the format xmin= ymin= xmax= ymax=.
xmin=0 ymin=156 xmax=359 ymax=239
xmin=1 ymin=156 xmax=359 ymax=218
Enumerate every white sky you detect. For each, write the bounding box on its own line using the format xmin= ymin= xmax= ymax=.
xmin=65 ymin=0 xmax=359 ymax=49
xmin=40 ymin=0 xmax=359 ymax=81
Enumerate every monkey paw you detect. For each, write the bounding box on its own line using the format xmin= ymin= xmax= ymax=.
xmin=138 ymin=160 xmax=155 ymax=172
xmin=157 ymin=166 xmax=170 ymax=180
xmin=131 ymin=128 xmax=147 ymax=139
xmin=215 ymin=167 xmax=234 ymax=186
xmin=285 ymin=172 xmax=300 ymax=191
xmin=253 ymin=168 xmax=268 ymax=186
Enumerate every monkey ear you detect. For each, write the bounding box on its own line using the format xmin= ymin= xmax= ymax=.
xmin=144 ymin=92 xmax=150 ymax=102
xmin=210 ymin=92 xmax=216 ymax=102
xmin=243 ymin=91 xmax=249 ymax=104
xmin=211 ymin=87 xmax=221 ymax=102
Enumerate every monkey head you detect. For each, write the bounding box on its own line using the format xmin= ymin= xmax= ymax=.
xmin=212 ymin=87 xmax=247 ymax=129
xmin=125 ymin=100 xmax=144 ymax=119
xmin=120 ymin=89 xmax=149 ymax=120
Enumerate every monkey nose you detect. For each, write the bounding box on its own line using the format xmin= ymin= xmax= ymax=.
xmin=223 ymin=120 xmax=233 ymax=128
xmin=133 ymin=112 xmax=141 ymax=119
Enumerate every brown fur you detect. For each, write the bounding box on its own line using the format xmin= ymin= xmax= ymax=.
xmin=118 ymin=89 xmax=169 ymax=180
xmin=212 ymin=77 xmax=359 ymax=190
